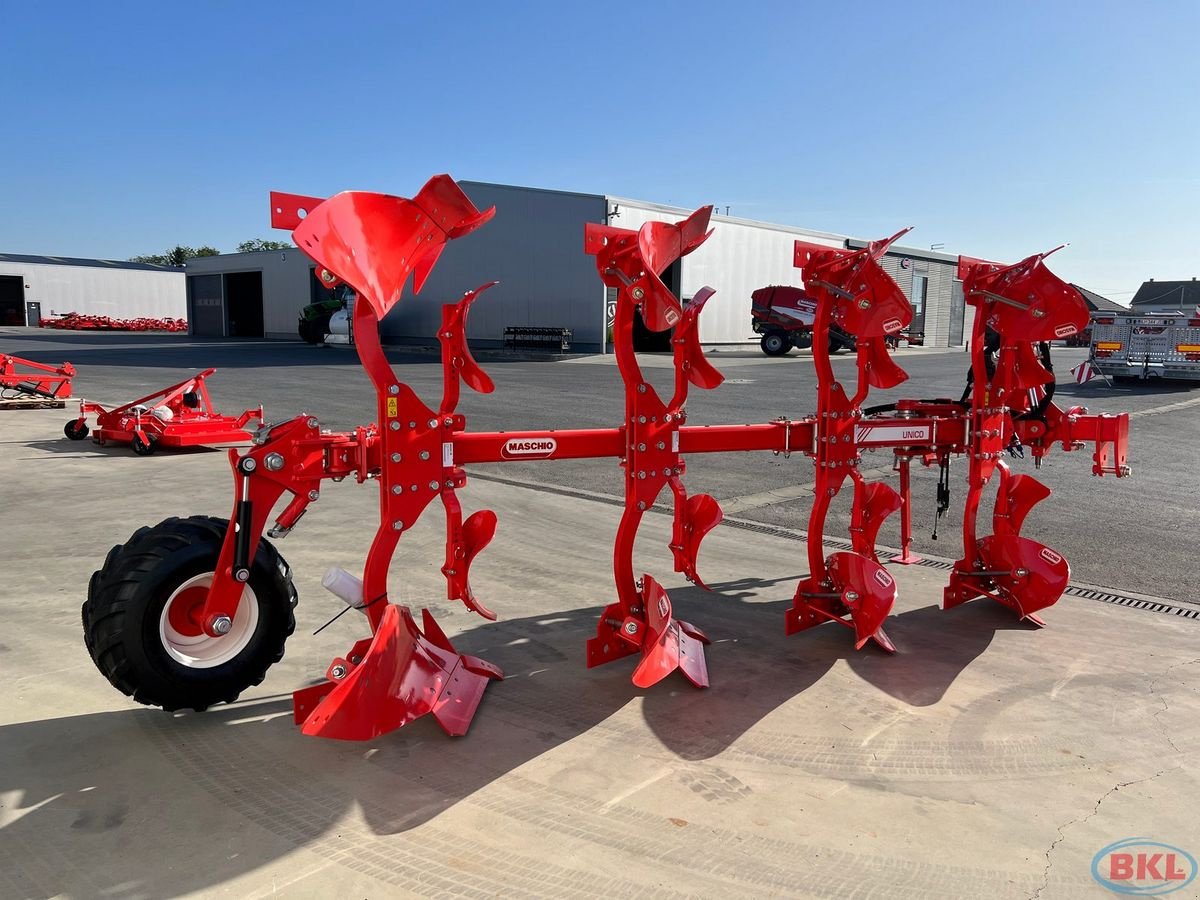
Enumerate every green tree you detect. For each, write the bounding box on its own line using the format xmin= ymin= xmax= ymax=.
xmin=129 ymin=245 xmax=221 ymax=266
xmin=236 ymin=238 xmax=294 ymax=253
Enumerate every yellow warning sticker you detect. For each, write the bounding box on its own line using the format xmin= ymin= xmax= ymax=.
xmin=386 ymin=397 xmax=398 ymax=417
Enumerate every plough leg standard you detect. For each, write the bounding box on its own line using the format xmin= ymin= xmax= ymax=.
xmin=82 ymin=175 xmax=1130 ymax=740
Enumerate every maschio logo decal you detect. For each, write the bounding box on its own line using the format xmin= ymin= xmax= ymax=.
xmin=501 ymin=437 xmax=557 ymax=459
xmin=1040 ymin=547 xmax=1063 ymax=565
xmin=1092 ymin=839 xmax=1196 ymax=895
xmin=874 ymin=569 xmax=894 ymax=589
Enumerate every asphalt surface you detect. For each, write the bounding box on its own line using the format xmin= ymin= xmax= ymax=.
xmin=5 ymin=327 xmax=1197 ymax=603
xmin=2 ymin=327 xmax=1198 ymax=898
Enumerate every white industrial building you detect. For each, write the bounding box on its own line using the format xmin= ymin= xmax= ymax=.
xmin=184 ymin=180 xmax=969 ymax=350
xmin=0 ymin=253 xmax=185 ymax=327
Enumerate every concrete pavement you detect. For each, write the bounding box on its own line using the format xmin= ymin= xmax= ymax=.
xmin=1 ymin=406 xmax=1197 ymax=899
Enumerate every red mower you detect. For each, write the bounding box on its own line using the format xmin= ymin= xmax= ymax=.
xmin=64 ymin=368 xmax=262 ymax=455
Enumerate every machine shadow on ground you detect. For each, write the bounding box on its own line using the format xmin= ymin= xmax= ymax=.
xmin=0 ymin=579 xmax=1036 ymax=897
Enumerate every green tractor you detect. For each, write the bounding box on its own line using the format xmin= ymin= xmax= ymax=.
xmin=297 ymin=285 xmax=353 ymax=344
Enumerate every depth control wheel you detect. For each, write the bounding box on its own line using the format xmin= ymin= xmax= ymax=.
xmin=83 ymin=516 xmax=297 ymax=711
xmin=64 ymin=419 xmax=89 ymax=440
xmin=131 ymin=433 xmax=157 ymax=456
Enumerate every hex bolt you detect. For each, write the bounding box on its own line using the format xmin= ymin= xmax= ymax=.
xmin=391 ymin=485 xmax=402 ymax=494
xmin=264 ymin=452 xmax=285 ymax=471
xmin=638 ymin=416 xmax=647 ymax=424
xmin=637 ymin=384 xmax=647 ymax=393
xmin=331 ymin=664 xmax=347 ymax=679
xmin=308 ymin=489 xmax=320 ymax=501
xmin=419 ymin=450 xmax=430 ymax=460
xmin=307 ymin=417 xmax=319 ymax=429
xmin=392 ymin=520 xmax=404 ymax=531
xmin=637 ymin=443 xmax=646 ymax=452
xmin=428 ymin=481 xmax=439 ymax=490
xmin=624 ymin=621 xmax=639 ymax=634
xmin=427 ymin=418 xmax=438 ymax=428
xmin=234 ymin=568 xmax=250 ymax=582
xmin=211 ymin=616 xmax=233 ymax=635
xmin=408 ymin=421 xmax=417 ymax=428
xmin=239 ymin=457 xmax=257 ymax=473
xmin=637 ymin=501 xmax=647 ymax=510
xmin=388 ymin=384 xmax=399 ymax=395
xmin=444 ymin=417 xmax=453 ymax=427
xmin=845 ymin=591 xmax=860 ymax=602
xmin=663 ymin=468 xmax=671 ymax=476
xmin=657 ymin=442 xmax=665 ymax=450
xmin=632 ymin=287 xmax=645 ymax=300
xmin=389 ymin=421 xmax=401 ymax=431
xmin=391 ymin=453 xmax=402 ymax=463
xmin=445 ymin=480 xmax=455 ymax=488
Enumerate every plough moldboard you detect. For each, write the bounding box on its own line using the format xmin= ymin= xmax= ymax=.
xmin=82 ymin=175 xmax=1131 ymax=741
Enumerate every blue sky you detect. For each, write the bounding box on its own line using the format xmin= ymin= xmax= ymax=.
xmin=1 ymin=0 xmax=1196 ymax=302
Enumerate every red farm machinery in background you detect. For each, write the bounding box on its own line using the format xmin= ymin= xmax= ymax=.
xmin=0 ymin=354 xmax=75 ymax=407
xmin=80 ymin=174 xmax=1131 ymax=742
xmin=40 ymin=312 xmax=188 ymax=332
xmin=65 ymin=368 xmax=262 ymax=455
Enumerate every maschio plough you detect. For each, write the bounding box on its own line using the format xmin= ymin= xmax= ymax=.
xmin=82 ymin=175 xmax=1131 ymax=741
xmin=0 ymin=354 xmax=75 ymax=407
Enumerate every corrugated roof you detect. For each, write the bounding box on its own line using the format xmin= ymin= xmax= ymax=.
xmin=1131 ymin=279 xmax=1200 ymax=309
xmin=0 ymin=252 xmax=181 ymax=273
xmin=1070 ymin=284 xmax=1128 ymax=313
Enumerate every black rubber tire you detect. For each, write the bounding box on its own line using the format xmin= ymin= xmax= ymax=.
xmin=64 ymin=419 xmax=89 ymax=440
xmin=82 ymin=516 xmax=297 ymax=712
xmin=760 ymin=332 xmax=790 ymax=356
xmin=298 ymin=313 xmax=332 ymax=344
xmin=829 ymin=336 xmax=855 ymax=354
xmin=131 ymin=433 xmax=156 ymax=456
xmin=791 ymin=333 xmax=813 ymax=350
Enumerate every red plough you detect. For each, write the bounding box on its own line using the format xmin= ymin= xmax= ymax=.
xmin=1 ymin=354 xmax=75 ymax=407
xmin=80 ymin=174 xmax=1132 ymax=743
xmin=64 ymin=369 xmax=262 ymax=455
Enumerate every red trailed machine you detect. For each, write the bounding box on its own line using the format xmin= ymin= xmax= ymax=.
xmin=81 ymin=174 xmax=1131 ymax=742
xmin=64 ymin=369 xmax=262 ymax=455
xmin=1 ymin=354 xmax=75 ymax=406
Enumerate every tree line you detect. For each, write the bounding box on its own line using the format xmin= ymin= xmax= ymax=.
xmin=129 ymin=239 xmax=294 ymax=267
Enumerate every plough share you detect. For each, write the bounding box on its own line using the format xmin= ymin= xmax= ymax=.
xmin=82 ymin=175 xmax=1130 ymax=741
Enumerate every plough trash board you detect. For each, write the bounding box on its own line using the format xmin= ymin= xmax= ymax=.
xmin=81 ymin=174 xmax=1131 ymax=741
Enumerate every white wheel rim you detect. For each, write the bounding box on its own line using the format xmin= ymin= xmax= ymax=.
xmin=158 ymin=573 xmax=259 ymax=668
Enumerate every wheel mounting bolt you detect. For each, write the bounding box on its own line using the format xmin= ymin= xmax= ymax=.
xmin=211 ymin=615 xmax=233 ymax=635
xmin=233 ymin=568 xmax=250 ymax=583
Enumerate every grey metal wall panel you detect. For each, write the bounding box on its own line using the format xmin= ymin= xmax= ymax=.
xmin=184 ymin=249 xmax=312 ymax=339
xmin=379 ymin=183 xmax=608 ymax=348
xmin=0 ymin=261 xmax=185 ymax=320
